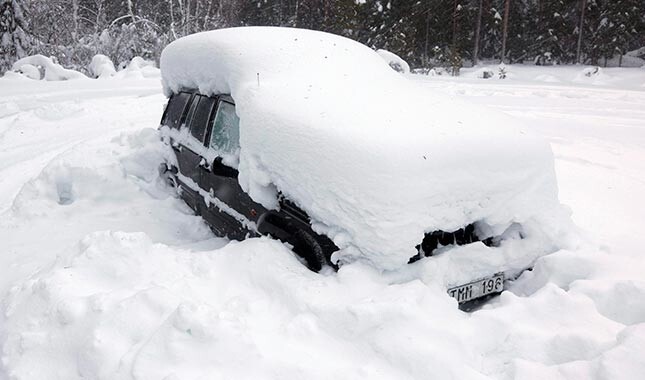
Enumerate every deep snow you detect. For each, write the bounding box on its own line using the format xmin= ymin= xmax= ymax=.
xmin=0 ymin=64 xmax=644 ymax=379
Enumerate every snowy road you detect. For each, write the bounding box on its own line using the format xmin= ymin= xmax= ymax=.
xmin=1 ymin=66 xmax=645 ymax=379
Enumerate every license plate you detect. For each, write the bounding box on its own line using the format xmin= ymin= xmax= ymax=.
xmin=448 ymin=273 xmax=504 ymax=303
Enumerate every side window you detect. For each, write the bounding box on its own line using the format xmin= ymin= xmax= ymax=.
xmin=182 ymin=95 xmax=199 ymax=130
xmin=209 ymin=100 xmax=240 ymax=158
xmin=188 ymin=96 xmax=216 ymax=142
xmin=162 ymin=92 xmax=192 ymax=129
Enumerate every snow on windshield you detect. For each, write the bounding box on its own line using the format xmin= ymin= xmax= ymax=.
xmin=160 ymin=27 xmax=570 ymax=271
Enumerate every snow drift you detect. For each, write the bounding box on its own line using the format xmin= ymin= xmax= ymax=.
xmin=160 ymin=27 xmax=569 ymax=272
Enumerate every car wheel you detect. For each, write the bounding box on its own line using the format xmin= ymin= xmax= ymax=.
xmin=158 ymin=163 xmax=178 ymax=188
xmin=290 ymin=229 xmax=327 ymax=272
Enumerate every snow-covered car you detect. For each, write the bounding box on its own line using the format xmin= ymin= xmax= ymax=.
xmin=158 ymin=27 xmax=568 ymax=305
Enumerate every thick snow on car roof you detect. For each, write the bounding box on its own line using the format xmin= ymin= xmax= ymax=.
xmin=161 ymin=27 xmax=564 ymax=271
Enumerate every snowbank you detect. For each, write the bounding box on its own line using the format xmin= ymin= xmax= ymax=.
xmin=12 ymin=55 xmax=87 ymax=81
xmin=4 ymin=228 xmax=642 ymax=380
xmin=376 ymin=48 xmax=410 ymax=74
xmin=161 ymin=27 xmax=568 ymax=271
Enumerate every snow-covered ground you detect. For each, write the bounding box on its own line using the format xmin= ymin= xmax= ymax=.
xmin=1 ymin=64 xmax=644 ymax=379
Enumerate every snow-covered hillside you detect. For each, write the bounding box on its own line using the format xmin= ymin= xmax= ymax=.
xmin=1 ymin=65 xmax=645 ymax=380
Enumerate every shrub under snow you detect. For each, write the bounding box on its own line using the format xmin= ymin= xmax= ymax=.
xmin=88 ymin=54 xmax=117 ymax=78
xmin=12 ymin=55 xmax=87 ymax=81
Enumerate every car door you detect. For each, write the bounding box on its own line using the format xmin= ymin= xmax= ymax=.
xmin=175 ymin=94 xmax=214 ymax=213
xmin=199 ymin=97 xmax=263 ymax=239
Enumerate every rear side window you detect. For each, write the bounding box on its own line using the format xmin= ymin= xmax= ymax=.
xmin=162 ymin=92 xmax=192 ymax=129
xmin=188 ymin=96 xmax=216 ymax=142
xmin=209 ymin=100 xmax=240 ymax=156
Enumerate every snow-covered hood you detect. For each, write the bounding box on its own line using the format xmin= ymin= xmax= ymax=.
xmin=160 ymin=27 xmax=561 ymax=270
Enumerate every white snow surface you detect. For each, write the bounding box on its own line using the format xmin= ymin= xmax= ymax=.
xmin=161 ymin=27 xmax=567 ymax=271
xmin=1 ymin=63 xmax=645 ymax=380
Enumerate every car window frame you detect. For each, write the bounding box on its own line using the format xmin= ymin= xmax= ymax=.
xmin=205 ymin=98 xmax=240 ymax=157
xmin=161 ymin=92 xmax=194 ymax=129
xmin=187 ymin=95 xmax=217 ymax=143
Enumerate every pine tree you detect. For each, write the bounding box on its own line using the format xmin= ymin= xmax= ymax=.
xmin=479 ymin=1 xmax=504 ymax=61
xmin=504 ymin=0 xmax=534 ymax=63
xmin=601 ymin=0 xmax=643 ymax=66
xmin=533 ymin=0 xmax=578 ymax=63
xmin=500 ymin=0 xmax=510 ymax=62
xmin=0 ymin=0 xmax=30 ymax=72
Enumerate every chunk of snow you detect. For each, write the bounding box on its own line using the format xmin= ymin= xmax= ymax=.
xmin=160 ymin=27 xmax=568 ymax=271
xmin=88 ymin=54 xmax=116 ymax=78
xmin=376 ymin=48 xmax=410 ymax=74
xmin=11 ymin=55 xmax=87 ymax=81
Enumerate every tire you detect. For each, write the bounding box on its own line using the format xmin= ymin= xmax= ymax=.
xmin=290 ymin=229 xmax=327 ymax=272
xmin=158 ymin=163 xmax=178 ymax=188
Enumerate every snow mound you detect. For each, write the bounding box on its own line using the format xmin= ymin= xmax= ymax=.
xmin=376 ymin=48 xmax=410 ymax=74
xmin=88 ymin=54 xmax=116 ymax=78
xmin=161 ymin=27 xmax=568 ymax=271
xmin=573 ymin=66 xmax=614 ymax=85
xmin=12 ymin=55 xmax=87 ymax=81
xmin=115 ymin=56 xmax=160 ymax=79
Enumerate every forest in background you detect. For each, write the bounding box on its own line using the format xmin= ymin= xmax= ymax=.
xmin=1 ymin=0 xmax=644 ymax=75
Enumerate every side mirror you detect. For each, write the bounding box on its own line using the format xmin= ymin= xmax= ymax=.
xmin=210 ymin=156 xmax=239 ymax=178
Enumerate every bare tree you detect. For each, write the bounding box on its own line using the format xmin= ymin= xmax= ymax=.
xmin=500 ymin=0 xmax=511 ymax=63
xmin=576 ymin=0 xmax=586 ymax=64
xmin=450 ymin=0 xmax=461 ymax=76
xmin=472 ymin=0 xmax=483 ymax=66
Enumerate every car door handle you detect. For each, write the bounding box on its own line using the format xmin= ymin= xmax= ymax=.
xmin=199 ymin=158 xmax=211 ymax=171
